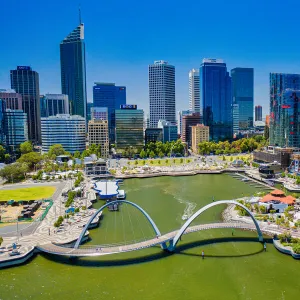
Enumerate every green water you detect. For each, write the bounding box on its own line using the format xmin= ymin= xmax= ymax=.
xmin=1 ymin=174 xmax=299 ymax=300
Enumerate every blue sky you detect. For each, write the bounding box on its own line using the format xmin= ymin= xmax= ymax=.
xmin=1 ymin=0 xmax=300 ymax=117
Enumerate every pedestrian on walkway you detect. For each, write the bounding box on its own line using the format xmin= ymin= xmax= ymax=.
xmin=202 ymin=250 xmax=205 ymax=259
xmin=264 ymin=242 xmax=267 ymax=252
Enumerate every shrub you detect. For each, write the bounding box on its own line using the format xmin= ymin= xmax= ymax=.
xmin=292 ymin=243 xmax=300 ymax=254
xmin=81 ymin=206 xmax=86 ymax=210
xmin=75 ymin=207 xmax=80 ymax=213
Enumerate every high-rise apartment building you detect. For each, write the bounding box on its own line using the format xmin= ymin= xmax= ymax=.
xmin=40 ymin=94 xmax=69 ymax=118
xmin=270 ymin=73 xmax=300 ymax=147
xmin=0 ymin=89 xmax=22 ymax=110
xmin=189 ymin=69 xmax=200 ymax=113
xmin=191 ymin=124 xmax=209 ymax=153
xmin=93 ymin=82 xmax=126 ymax=142
xmin=255 ymin=105 xmax=262 ymax=121
xmin=88 ymin=119 xmax=109 ymax=158
xmin=200 ymin=59 xmax=232 ymax=141
xmin=178 ymin=110 xmax=194 ymax=135
xmin=115 ymin=105 xmax=144 ymax=150
xmin=4 ymin=109 xmax=28 ymax=151
xmin=231 ymin=68 xmax=254 ymax=131
xmin=60 ymin=23 xmax=87 ymax=118
xmin=182 ymin=113 xmax=201 ymax=146
xmin=41 ymin=114 xmax=86 ymax=154
xmin=149 ymin=60 xmax=175 ymax=127
xmin=10 ymin=66 xmax=40 ymax=143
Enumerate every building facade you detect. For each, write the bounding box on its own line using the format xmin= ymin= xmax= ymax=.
xmin=200 ymin=59 xmax=232 ymax=141
xmin=149 ymin=60 xmax=176 ymax=127
xmin=189 ymin=69 xmax=200 ymax=113
xmin=4 ymin=109 xmax=28 ymax=151
xmin=0 ymin=89 xmax=22 ymax=110
xmin=145 ymin=128 xmax=163 ymax=144
xmin=86 ymin=102 xmax=94 ymax=122
xmin=10 ymin=66 xmax=40 ymax=143
xmin=255 ymin=105 xmax=262 ymax=121
xmin=178 ymin=110 xmax=194 ymax=135
xmin=191 ymin=124 xmax=209 ymax=153
xmin=182 ymin=113 xmax=201 ymax=146
xmin=93 ymin=82 xmax=126 ymax=142
xmin=88 ymin=119 xmax=109 ymax=158
xmin=60 ymin=23 xmax=87 ymax=118
xmin=231 ymin=68 xmax=254 ymax=131
xmin=157 ymin=120 xmax=178 ymax=142
xmin=91 ymin=107 xmax=108 ymax=120
xmin=115 ymin=106 xmax=144 ymax=150
xmin=41 ymin=114 xmax=86 ymax=154
xmin=40 ymin=94 xmax=69 ymax=118
xmin=269 ymin=73 xmax=300 ymax=147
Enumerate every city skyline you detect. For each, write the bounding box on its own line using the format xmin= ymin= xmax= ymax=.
xmin=3 ymin=1 xmax=300 ymax=118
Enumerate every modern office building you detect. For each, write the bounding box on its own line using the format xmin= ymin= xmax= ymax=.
xmin=60 ymin=23 xmax=87 ymax=118
xmin=145 ymin=128 xmax=163 ymax=144
xmin=178 ymin=110 xmax=194 ymax=135
xmin=200 ymin=59 xmax=232 ymax=141
xmin=157 ymin=120 xmax=178 ymax=142
xmin=231 ymin=68 xmax=254 ymax=131
xmin=255 ymin=105 xmax=262 ymax=121
xmin=232 ymin=103 xmax=239 ymax=135
xmin=10 ymin=66 xmax=40 ymax=143
xmin=149 ymin=60 xmax=176 ymax=127
xmin=0 ymin=99 xmax=5 ymax=144
xmin=191 ymin=124 xmax=209 ymax=153
xmin=115 ymin=105 xmax=144 ymax=150
xmin=93 ymin=82 xmax=126 ymax=142
xmin=189 ymin=69 xmax=200 ymax=113
xmin=270 ymin=73 xmax=300 ymax=147
xmin=41 ymin=114 xmax=86 ymax=154
xmin=4 ymin=109 xmax=28 ymax=151
xmin=182 ymin=113 xmax=201 ymax=146
xmin=91 ymin=107 xmax=108 ymax=121
xmin=88 ymin=119 xmax=109 ymax=158
xmin=0 ymin=89 xmax=22 ymax=110
xmin=87 ymin=102 xmax=94 ymax=122
xmin=40 ymin=94 xmax=69 ymax=118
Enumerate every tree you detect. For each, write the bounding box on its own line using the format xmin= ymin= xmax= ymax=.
xmin=149 ymin=151 xmax=155 ymax=159
xmin=48 ymin=144 xmax=66 ymax=158
xmin=17 ymin=152 xmax=43 ymax=170
xmin=4 ymin=154 xmax=10 ymax=164
xmin=139 ymin=150 xmax=147 ymax=159
xmin=264 ymin=125 xmax=269 ymax=140
xmin=0 ymin=162 xmax=29 ymax=182
xmin=158 ymin=151 xmax=164 ymax=158
xmin=0 ymin=145 xmax=5 ymax=162
xmin=259 ymin=205 xmax=266 ymax=214
xmin=20 ymin=141 xmax=33 ymax=154
xmin=73 ymin=151 xmax=81 ymax=159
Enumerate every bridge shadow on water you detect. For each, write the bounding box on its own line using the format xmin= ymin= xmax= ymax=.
xmin=40 ymin=236 xmax=273 ymax=268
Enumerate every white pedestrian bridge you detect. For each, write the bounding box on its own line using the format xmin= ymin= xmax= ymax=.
xmin=37 ymin=200 xmax=264 ymax=257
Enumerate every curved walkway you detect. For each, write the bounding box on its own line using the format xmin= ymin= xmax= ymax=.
xmin=37 ymin=222 xmax=259 ymax=257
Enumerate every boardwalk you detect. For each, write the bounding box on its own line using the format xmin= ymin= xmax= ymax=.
xmin=37 ymin=222 xmax=260 ymax=257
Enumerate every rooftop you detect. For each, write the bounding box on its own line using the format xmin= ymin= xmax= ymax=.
xmin=260 ymin=189 xmax=296 ymax=205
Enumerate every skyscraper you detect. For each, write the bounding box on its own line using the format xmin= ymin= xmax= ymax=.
xmin=149 ymin=60 xmax=175 ymax=127
xmin=60 ymin=23 xmax=87 ymax=118
xmin=189 ymin=69 xmax=200 ymax=113
xmin=93 ymin=82 xmax=126 ymax=142
xmin=200 ymin=59 xmax=232 ymax=141
xmin=10 ymin=66 xmax=41 ymax=143
xmin=255 ymin=105 xmax=262 ymax=121
xmin=231 ymin=68 xmax=254 ymax=131
xmin=40 ymin=94 xmax=69 ymax=118
xmin=0 ymin=90 xmax=22 ymax=110
xmin=270 ymin=73 xmax=300 ymax=147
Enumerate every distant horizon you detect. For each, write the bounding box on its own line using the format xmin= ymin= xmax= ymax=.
xmin=2 ymin=0 xmax=300 ymax=119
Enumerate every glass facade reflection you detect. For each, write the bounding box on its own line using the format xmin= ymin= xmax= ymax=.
xmin=200 ymin=59 xmax=232 ymax=141
xmin=231 ymin=68 xmax=254 ymax=131
xmin=269 ymin=73 xmax=300 ymax=146
xmin=115 ymin=107 xmax=144 ymax=150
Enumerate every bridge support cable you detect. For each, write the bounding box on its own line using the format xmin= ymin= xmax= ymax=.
xmin=125 ymin=203 xmax=136 ymax=243
xmin=121 ymin=203 xmax=127 ymax=246
xmin=135 ymin=205 xmax=147 ymax=242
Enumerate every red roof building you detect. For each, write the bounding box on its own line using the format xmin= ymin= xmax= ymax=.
xmin=260 ymin=189 xmax=296 ymax=205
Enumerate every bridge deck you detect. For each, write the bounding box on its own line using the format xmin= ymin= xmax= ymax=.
xmin=37 ymin=222 xmax=257 ymax=257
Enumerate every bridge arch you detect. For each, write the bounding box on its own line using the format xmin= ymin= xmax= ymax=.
xmin=74 ymin=200 xmax=161 ymax=249
xmin=169 ymin=200 xmax=263 ymax=251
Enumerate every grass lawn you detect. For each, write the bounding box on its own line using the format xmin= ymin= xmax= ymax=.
xmin=127 ymin=158 xmax=196 ymax=166
xmin=219 ymin=154 xmax=252 ymax=162
xmin=0 ymin=186 xmax=56 ymax=202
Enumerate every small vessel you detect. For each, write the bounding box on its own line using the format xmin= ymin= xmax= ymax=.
xmin=117 ymin=190 xmax=126 ymax=200
xmin=9 ymin=250 xmax=21 ymax=256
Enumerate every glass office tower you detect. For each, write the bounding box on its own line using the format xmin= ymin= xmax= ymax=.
xmin=115 ymin=105 xmax=144 ymax=150
xmin=189 ymin=69 xmax=200 ymax=113
xmin=93 ymin=82 xmax=126 ymax=142
xmin=270 ymin=73 xmax=300 ymax=146
xmin=10 ymin=66 xmax=40 ymax=143
xmin=231 ymin=68 xmax=254 ymax=131
xmin=200 ymin=59 xmax=232 ymax=141
xmin=149 ymin=60 xmax=176 ymax=127
xmin=60 ymin=23 xmax=87 ymax=118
